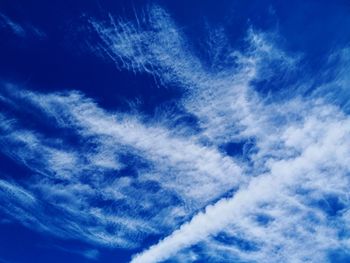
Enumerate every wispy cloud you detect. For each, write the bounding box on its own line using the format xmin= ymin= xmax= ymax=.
xmin=0 ymin=13 xmax=25 ymax=37
xmin=0 ymin=258 xmax=13 ymax=263
xmin=132 ymin=103 xmax=350 ymax=262
xmin=1 ymin=4 xmax=350 ymax=263
xmin=46 ymin=245 xmax=100 ymax=261
xmin=89 ymin=5 xmax=350 ymax=263
xmin=0 ymin=13 xmax=45 ymax=38
xmin=0 ymin=85 xmax=243 ymax=248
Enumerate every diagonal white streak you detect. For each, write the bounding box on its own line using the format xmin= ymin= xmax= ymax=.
xmin=131 ymin=104 xmax=350 ymax=262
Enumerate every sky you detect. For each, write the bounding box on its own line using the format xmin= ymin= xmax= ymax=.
xmin=1 ymin=1 xmax=350 ymax=262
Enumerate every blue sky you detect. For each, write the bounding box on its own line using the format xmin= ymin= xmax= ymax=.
xmin=1 ymin=1 xmax=350 ymax=262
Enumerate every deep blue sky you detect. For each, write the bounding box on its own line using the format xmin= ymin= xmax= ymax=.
xmin=1 ymin=1 xmax=350 ymax=263
xmin=1 ymin=0 xmax=349 ymax=110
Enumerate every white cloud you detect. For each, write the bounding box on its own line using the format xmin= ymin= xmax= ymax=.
xmin=132 ymin=100 xmax=350 ymax=263
xmin=87 ymin=5 xmax=350 ymax=263
xmin=0 ymin=85 xmax=244 ymax=248
xmin=1 ymin=4 xmax=350 ymax=263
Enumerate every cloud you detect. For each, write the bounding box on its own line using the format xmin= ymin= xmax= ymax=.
xmin=131 ymin=102 xmax=350 ymax=262
xmin=0 ymin=13 xmax=25 ymax=37
xmin=0 ymin=84 xmax=244 ymax=248
xmin=1 ymin=4 xmax=350 ymax=263
xmin=47 ymin=245 xmax=100 ymax=261
xmin=89 ymin=5 xmax=350 ymax=263
xmin=312 ymin=47 xmax=350 ymax=112
xmin=0 ymin=13 xmax=45 ymax=38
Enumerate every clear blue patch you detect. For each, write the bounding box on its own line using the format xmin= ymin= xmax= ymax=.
xmin=220 ymin=139 xmax=257 ymax=160
xmin=221 ymin=141 xmax=245 ymax=157
xmin=215 ymin=232 xmax=259 ymax=252
xmin=314 ymin=194 xmax=346 ymax=217
xmin=254 ymin=213 xmax=274 ymax=226
xmin=328 ymin=248 xmax=350 ymax=263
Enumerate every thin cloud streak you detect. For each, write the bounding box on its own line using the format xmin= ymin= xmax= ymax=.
xmin=0 ymin=12 xmax=45 ymax=38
